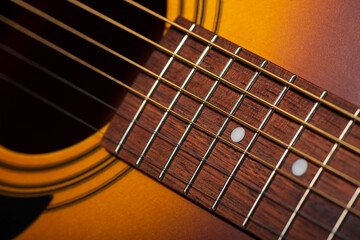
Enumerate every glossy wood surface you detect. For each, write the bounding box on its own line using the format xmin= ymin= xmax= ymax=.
xmin=167 ymin=0 xmax=360 ymax=106
xmin=102 ymin=17 xmax=360 ymax=239
xmin=0 ymin=0 xmax=359 ymax=239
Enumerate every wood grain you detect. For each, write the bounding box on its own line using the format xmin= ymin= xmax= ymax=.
xmin=102 ymin=17 xmax=360 ymax=239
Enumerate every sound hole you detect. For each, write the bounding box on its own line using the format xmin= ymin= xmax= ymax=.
xmin=0 ymin=0 xmax=166 ymax=153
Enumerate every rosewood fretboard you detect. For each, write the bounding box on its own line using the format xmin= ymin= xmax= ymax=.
xmin=101 ymin=18 xmax=360 ymax=239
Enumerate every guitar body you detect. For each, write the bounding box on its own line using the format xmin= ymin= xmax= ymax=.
xmin=0 ymin=0 xmax=359 ymax=239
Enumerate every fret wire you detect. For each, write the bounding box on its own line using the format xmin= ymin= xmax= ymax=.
xmin=182 ymin=46 xmax=247 ymax=193
xmin=0 ymin=73 xmax=351 ymax=240
xmin=123 ymin=134 xmax=351 ymax=240
xmin=137 ymin=34 xmax=218 ymax=168
xmin=244 ymin=90 xmax=327 ymax=230
xmin=115 ymin=100 xmax=356 ymax=240
xmin=1 ymin=39 xmax=354 ymax=240
xmin=212 ymin=74 xmax=297 ymax=211
xmin=122 ymin=0 xmax=360 ymax=124
xmin=0 ymin=42 xmax=237 ymax=176
xmin=206 ymin=160 xmax=352 ymax=240
xmin=0 ymin=45 xmax=334 ymax=236
xmin=157 ymin=37 xmax=231 ymax=180
xmin=14 ymin=0 xmax=360 ymax=187
xmin=279 ymin=108 xmax=360 ymax=239
xmin=65 ymin=0 xmax=360 ymax=155
xmin=130 ymin=127 xmax=351 ymax=240
xmin=0 ymin=11 xmax=356 ymax=236
xmin=328 ymin=187 xmax=360 ymax=240
xmin=0 ymin=42 xmax=207 ymax=174
xmin=114 ymin=23 xmax=196 ymax=155
xmin=124 ymin=142 xmax=282 ymax=238
xmin=327 ymin=108 xmax=360 ymax=240
xmin=184 ymin=59 xmax=268 ymax=196
xmin=1 ymin=42 xmax=355 ymax=240
xmin=2 ymin=14 xmax=360 ymax=217
xmin=123 ymin=141 xmax=297 ymax=239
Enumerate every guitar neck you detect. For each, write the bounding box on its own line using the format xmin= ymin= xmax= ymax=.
xmin=102 ymin=17 xmax=360 ymax=240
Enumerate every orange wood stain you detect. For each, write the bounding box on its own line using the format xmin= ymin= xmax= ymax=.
xmin=0 ymin=0 xmax=357 ymax=239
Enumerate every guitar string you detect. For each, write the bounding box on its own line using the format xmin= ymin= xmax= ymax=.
xmin=118 ymin=140 xmax=350 ymax=240
xmin=3 ymin=2 xmax=358 ymax=239
xmin=10 ymin=0 xmax=360 ymax=159
xmin=0 ymin=73 xmax=350 ymax=240
xmin=6 ymin=1 xmax=360 ymax=190
xmin=0 ymin=44 xmax=279 ymax=198
xmin=0 ymin=43 xmax=344 ymax=227
xmin=0 ymin=63 xmax=333 ymax=226
xmin=0 ymin=26 xmax=360 ymax=229
xmin=52 ymin=5 xmax=360 ymax=236
xmin=126 ymin=145 xmax=351 ymax=240
xmin=67 ymin=0 xmax=360 ymax=154
xmin=2 ymin=3 xmax=358 ymax=238
xmin=1 ymin=15 xmax=359 ymax=218
xmin=0 ymin=74 xmax=295 ymax=236
xmin=6 ymin=0 xmax=360 ymax=206
xmin=64 ymin=0 xmax=360 ymax=156
xmin=15 ymin=0 xmax=360 ymax=192
xmin=121 ymin=0 xmax=360 ymax=124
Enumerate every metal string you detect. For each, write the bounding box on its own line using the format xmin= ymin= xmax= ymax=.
xmin=11 ymin=0 xmax=359 ymax=190
xmin=10 ymin=0 xmax=360 ymax=159
xmin=5 ymin=1 xmax=360 ymax=189
xmin=4 ymin=1 xmax=358 ymax=238
xmin=66 ymin=0 xmax=359 ymax=156
xmin=0 ymin=14 xmax=359 ymax=218
xmin=121 ymin=0 xmax=360 ymax=125
xmin=2 ymin=1 xmax=358 ymax=238
xmin=0 ymin=73 xmax=351 ymax=240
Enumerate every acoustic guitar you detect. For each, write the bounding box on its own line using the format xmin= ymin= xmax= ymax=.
xmin=0 ymin=0 xmax=359 ymax=239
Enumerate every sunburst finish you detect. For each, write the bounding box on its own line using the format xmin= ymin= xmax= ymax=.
xmin=0 ymin=0 xmax=359 ymax=239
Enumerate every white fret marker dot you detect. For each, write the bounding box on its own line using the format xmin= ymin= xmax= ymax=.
xmin=291 ymin=159 xmax=308 ymax=176
xmin=231 ymin=127 xmax=245 ymax=142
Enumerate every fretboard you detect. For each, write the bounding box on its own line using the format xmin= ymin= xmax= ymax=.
xmin=101 ymin=17 xmax=360 ymax=240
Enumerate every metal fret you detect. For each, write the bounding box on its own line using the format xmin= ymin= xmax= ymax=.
xmin=157 ymin=44 xmax=239 ymax=180
xmin=137 ymin=33 xmax=219 ymax=168
xmin=114 ymin=24 xmax=196 ymax=155
xmin=327 ymin=108 xmax=360 ymax=240
xmin=328 ymin=187 xmax=360 ymax=240
xmin=279 ymin=108 xmax=359 ymax=239
xmin=211 ymin=73 xmax=295 ymax=210
xmin=243 ymin=90 xmax=327 ymax=228
xmin=184 ymin=59 xmax=270 ymax=196
xmin=179 ymin=46 xmax=252 ymax=193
